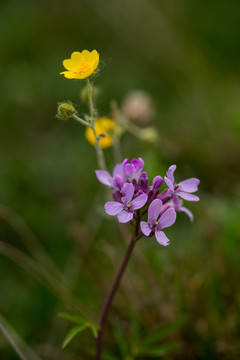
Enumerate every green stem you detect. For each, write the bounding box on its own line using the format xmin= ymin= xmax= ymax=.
xmin=87 ymin=78 xmax=97 ymax=121
xmin=72 ymin=114 xmax=91 ymax=127
xmin=86 ymin=78 xmax=106 ymax=170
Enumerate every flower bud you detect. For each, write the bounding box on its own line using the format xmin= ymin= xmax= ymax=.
xmin=152 ymin=176 xmax=163 ymax=190
xmin=138 ymin=127 xmax=158 ymax=144
xmin=80 ymin=85 xmax=99 ymax=103
xmin=57 ymin=101 xmax=76 ymax=119
xmin=121 ymin=90 xmax=155 ymax=125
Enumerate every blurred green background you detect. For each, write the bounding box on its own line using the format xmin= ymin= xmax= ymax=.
xmin=1 ymin=0 xmax=240 ymax=359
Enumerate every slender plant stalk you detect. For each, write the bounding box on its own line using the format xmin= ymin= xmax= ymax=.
xmin=96 ymin=215 xmax=142 ymax=360
xmin=87 ymin=78 xmax=97 ymax=120
xmin=86 ymin=78 xmax=106 ymax=170
xmin=72 ymin=114 xmax=91 ymax=127
xmin=0 ymin=323 xmax=28 ymax=360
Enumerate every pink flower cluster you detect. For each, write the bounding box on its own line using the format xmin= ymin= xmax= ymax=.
xmin=96 ymin=158 xmax=199 ymax=246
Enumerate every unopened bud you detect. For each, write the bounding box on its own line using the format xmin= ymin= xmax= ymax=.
xmin=57 ymin=101 xmax=76 ymax=119
xmin=121 ymin=90 xmax=155 ymax=125
xmin=152 ymin=176 xmax=163 ymax=190
xmin=138 ymin=127 xmax=158 ymax=143
xmin=80 ymin=85 xmax=99 ymax=103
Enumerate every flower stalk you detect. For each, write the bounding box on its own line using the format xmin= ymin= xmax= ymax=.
xmin=86 ymin=79 xmax=106 ymax=170
xmin=96 ymin=216 xmax=142 ymax=360
xmin=72 ymin=114 xmax=91 ymax=127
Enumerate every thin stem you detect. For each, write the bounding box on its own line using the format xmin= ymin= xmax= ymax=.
xmin=87 ymin=78 xmax=97 ymax=120
xmin=0 ymin=323 xmax=28 ymax=360
xmin=92 ymin=126 xmax=106 ymax=170
xmin=72 ymin=114 xmax=91 ymax=127
xmin=86 ymin=78 xmax=106 ymax=170
xmin=96 ymin=220 xmax=142 ymax=360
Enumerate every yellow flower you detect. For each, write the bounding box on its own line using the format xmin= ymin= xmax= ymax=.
xmin=60 ymin=50 xmax=99 ymax=79
xmin=85 ymin=117 xmax=116 ymax=148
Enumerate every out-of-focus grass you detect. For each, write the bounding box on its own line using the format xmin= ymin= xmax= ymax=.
xmin=1 ymin=0 xmax=240 ymax=359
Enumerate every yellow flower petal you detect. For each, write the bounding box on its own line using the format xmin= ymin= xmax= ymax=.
xmin=60 ymin=71 xmax=77 ymax=79
xmin=85 ymin=117 xmax=116 ymax=148
xmin=62 ymin=52 xmax=83 ymax=71
xmin=82 ymin=50 xmax=99 ymax=63
xmin=60 ymin=50 xmax=99 ymax=80
xmin=74 ymin=68 xmax=96 ymax=80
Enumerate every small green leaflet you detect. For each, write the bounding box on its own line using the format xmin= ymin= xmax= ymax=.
xmin=59 ymin=312 xmax=100 ymax=348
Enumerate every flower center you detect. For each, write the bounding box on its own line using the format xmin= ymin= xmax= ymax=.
xmin=124 ymin=201 xmax=131 ymax=211
xmin=76 ymin=62 xmax=92 ymax=75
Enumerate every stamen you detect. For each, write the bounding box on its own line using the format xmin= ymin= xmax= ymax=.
xmin=77 ymin=62 xmax=92 ymax=75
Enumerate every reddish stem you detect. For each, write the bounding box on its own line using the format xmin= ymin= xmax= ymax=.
xmin=96 ymin=217 xmax=141 ymax=360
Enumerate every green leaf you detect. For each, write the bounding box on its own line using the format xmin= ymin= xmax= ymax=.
xmin=62 ymin=324 xmax=87 ymax=348
xmin=89 ymin=324 xmax=99 ymax=338
xmin=142 ymin=319 xmax=184 ymax=347
xmin=138 ymin=342 xmax=178 ymax=357
xmin=114 ymin=323 xmax=129 ymax=356
xmin=59 ymin=312 xmax=86 ymax=324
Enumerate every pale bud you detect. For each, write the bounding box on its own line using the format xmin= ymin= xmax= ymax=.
xmin=121 ymin=90 xmax=155 ymax=125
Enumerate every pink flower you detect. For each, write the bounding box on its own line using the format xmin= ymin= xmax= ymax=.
xmin=140 ymin=199 xmax=176 ymax=246
xmin=105 ymin=183 xmax=148 ymax=223
xmin=164 ymin=165 xmax=200 ymax=202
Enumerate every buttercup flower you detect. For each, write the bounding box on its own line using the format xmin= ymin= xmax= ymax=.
xmin=164 ymin=165 xmax=200 ymax=202
xmin=105 ymin=183 xmax=148 ymax=223
xmin=85 ymin=117 xmax=117 ymax=149
xmin=140 ymin=199 xmax=176 ymax=246
xmin=60 ymin=50 xmax=99 ymax=79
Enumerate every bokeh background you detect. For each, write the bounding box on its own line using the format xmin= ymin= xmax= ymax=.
xmin=1 ymin=0 xmax=240 ymax=359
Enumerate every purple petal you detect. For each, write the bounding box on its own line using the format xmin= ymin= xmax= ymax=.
xmin=124 ymin=163 xmax=135 ymax=175
xmin=166 ymin=165 xmax=176 ymax=183
xmin=121 ymin=183 xmax=134 ymax=203
xmin=147 ymin=199 xmax=163 ymax=224
xmin=179 ymin=206 xmax=194 ymax=222
xmin=131 ymin=193 xmax=148 ymax=210
xmin=112 ymin=190 xmax=122 ymax=202
xmin=117 ymin=210 xmax=133 ymax=223
xmin=178 ymin=178 xmax=200 ymax=193
xmin=113 ymin=163 xmax=124 ymax=178
xmin=172 ymin=194 xmax=182 ymax=210
xmin=158 ymin=208 xmax=176 ymax=229
xmin=140 ymin=221 xmax=152 ymax=236
xmin=159 ymin=203 xmax=171 ymax=216
xmin=113 ymin=176 xmax=124 ymax=190
xmin=155 ymin=230 xmax=170 ymax=246
xmin=95 ymin=170 xmax=112 ymax=186
xmin=157 ymin=189 xmax=172 ymax=202
xmin=177 ymin=191 xmax=199 ymax=202
xmin=139 ymin=171 xmax=149 ymax=192
xmin=139 ymin=171 xmax=148 ymax=181
xmin=104 ymin=202 xmax=123 ymax=216
xmin=164 ymin=176 xmax=174 ymax=191
xmin=152 ymin=176 xmax=163 ymax=190
xmin=132 ymin=158 xmax=144 ymax=172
